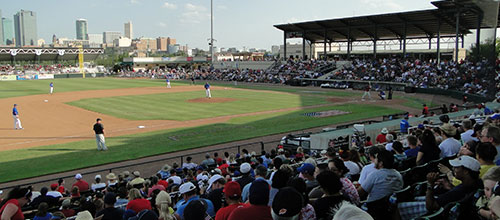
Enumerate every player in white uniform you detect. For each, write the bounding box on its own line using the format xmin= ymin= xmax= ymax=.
xmin=204 ymin=82 xmax=211 ymax=98
xmin=49 ymin=82 xmax=54 ymax=94
xmin=166 ymin=78 xmax=171 ymax=88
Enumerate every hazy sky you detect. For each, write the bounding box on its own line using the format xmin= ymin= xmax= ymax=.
xmin=1 ymin=0 xmax=438 ymax=50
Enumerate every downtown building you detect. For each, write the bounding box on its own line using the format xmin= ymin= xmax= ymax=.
xmin=14 ymin=10 xmax=37 ymax=47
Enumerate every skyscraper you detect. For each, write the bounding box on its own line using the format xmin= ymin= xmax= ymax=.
xmin=103 ymin=31 xmax=121 ymax=44
xmin=0 ymin=10 xmax=4 ymax=45
xmin=14 ymin=10 xmax=38 ymax=47
xmin=124 ymin=21 xmax=133 ymax=39
xmin=76 ymin=19 xmax=88 ymax=40
xmin=3 ymin=17 xmax=14 ymax=45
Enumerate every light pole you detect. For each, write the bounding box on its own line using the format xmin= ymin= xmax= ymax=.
xmin=210 ymin=0 xmax=214 ymax=64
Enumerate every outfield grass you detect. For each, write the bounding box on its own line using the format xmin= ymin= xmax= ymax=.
xmin=68 ymin=89 xmax=328 ymax=120
xmin=0 ymin=78 xmax=168 ymax=99
xmin=0 ymin=104 xmax=402 ymax=182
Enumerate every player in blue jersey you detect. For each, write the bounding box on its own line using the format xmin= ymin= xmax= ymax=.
xmin=166 ymin=78 xmax=171 ymax=88
xmin=204 ymin=82 xmax=211 ymax=98
xmin=13 ymin=104 xmax=23 ymax=130
xmin=49 ymin=82 xmax=54 ymax=94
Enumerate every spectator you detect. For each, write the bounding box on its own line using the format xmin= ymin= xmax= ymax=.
xmin=158 ymin=164 xmax=172 ymax=180
xmin=287 ymin=177 xmax=316 ymax=220
xmin=228 ymin=179 xmax=272 ymax=220
xmin=201 ymin=153 xmax=216 ymax=168
xmin=417 ymin=130 xmax=441 ymax=165
xmin=271 ymin=187 xmax=303 ymax=220
xmin=313 ymin=170 xmax=346 ymax=220
xmin=404 ymin=135 xmax=420 ymax=158
xmin=365 ymin=136 xmax=373 ymax=147
xmin=269 ymin=167 xmax=293 ymax=206
xmin=241 ymin=165 xmax=268 ymax=203
xmin=106 ymin=173 xmax=118 ymax=187
xmin=91 ymin=174 xmax=106 ymax=192
xmin=115 ymin=187 xmax=129 ymax=209
xmin=72 ymin=173 xmax=89 ymax=192
xmin=297 ymin=163 xmax=318 ymax=193
xmin=126 ymin=188 xmax=152 ymax=214
xmin=480 ymin=126 xmax=500 ymax=164
xmin=384 ymin=134 xmax=395 ymax=152
xmin=359 ymin=147 xmax=380 ymax=185
xmin=175 ymin=182 xmax=215 ymax=219
xmin=399 ymin=155 xmax=482 ymax=219
xmin=33 ymin=202 xmax=52 ymax=220
xmin=340 ymin=151 xmax=361 ymax=179
xmin=400 ymin=115 xmax=410 ymax=134
xmin=56 ymin=178 xmax=65 ymax=195
xmin=0 ymin=187 xmax=32 ymax=220
xmin=183 ymin=200 xmax=209 ymax=220
xmin=457 ymin=140 xmax=478 ymax=158
xmin=333 ymin=201 xmax=374 ymax=220
xmin=95 ymin=192 xmax=124 ymax=220
xmin=147 ymin=176 xmax=166 ymax=197
xmin=204 ymin=174 xmax=226 ymax=212
xmin=236 ymin=163 xmax=254 ymax=190
xmin=422 ymin=104 xmax=429 ymax=116
xmin=61 ymin=198 xmax=75 ymax=217
xmin=376 ymin=128 xmax=388 ymax=144
xmin=30 ymin=187 xmax=59 ymax=208
xmin=477 ymin=166 xmax=500 ymax=219
xmin=328 ymin=158 xmax=360 ymax=205
xmin=167 ymin=169 xmax=182 ymax=186
xmin=392 ymin=141 xmax=407 ymax=162
xmin=155 ymin=190 xmax=179 ymax=220
xmin=182 ymin=157 xmax=198 ymax=170
xmin=461 ymin=120 xmax=476 ymax=143
xmin=215 ymin=181 xmax=248 ymax=220
xmin=357 ymin=150 xmax=403 ymax=204
xmin=439 ymin=123 xmax=461 ymax=158
xmin=47 ymin=183 xmax=63 ymax=198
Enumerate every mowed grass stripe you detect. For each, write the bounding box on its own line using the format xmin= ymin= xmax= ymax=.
xmin=68 ymin=90 xmax=327 ymax=121
xmin=0 ymin=104 xmax=402 ymax=183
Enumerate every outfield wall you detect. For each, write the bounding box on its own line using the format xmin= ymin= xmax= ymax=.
xmin=0 ymin=73 xmax=106 ymax=81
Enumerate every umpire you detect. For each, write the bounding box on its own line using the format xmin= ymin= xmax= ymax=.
xmin=93 ymin=118 xmax=108 ymax=151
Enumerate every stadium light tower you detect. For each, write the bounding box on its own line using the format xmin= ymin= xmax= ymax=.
xmin=210 ymin=0 xmax=214 ymax=63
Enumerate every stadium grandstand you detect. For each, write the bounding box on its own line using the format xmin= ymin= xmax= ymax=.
xmin=1 ymin=0 xmax=500 ymax=220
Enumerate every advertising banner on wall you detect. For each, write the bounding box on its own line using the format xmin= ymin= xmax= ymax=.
xmin=0 ymin=75 xmax=17 ymax=81
xmin=36 ymin=74 xmax=55 ymax=79
xmin=16 ymin=75 xmax=36 ymax=80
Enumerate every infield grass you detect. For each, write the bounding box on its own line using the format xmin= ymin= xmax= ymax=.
xmin=0 ymin=104 xmax=402 ymax=182
xmin=67 ymin=89 xmax=328 ymax=120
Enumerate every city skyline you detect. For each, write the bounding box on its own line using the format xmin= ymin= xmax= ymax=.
xmin=0 ymin=0 xmax=476 ymax=50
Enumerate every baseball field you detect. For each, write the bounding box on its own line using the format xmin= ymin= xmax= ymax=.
xmin=0 ymin=77 xmax=421 ymax=183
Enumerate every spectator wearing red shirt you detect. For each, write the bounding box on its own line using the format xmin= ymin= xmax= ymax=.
xmin=376 ymin=128 xmax=388 ymax=144
xmin=228 ymin=179 xmax=272 ymax=220
xmin=215 ymin=181 xmax=249 ymax=220
xmin=72 ymin=173 xmax=89 ymax=192
xmin=126 ymin=188 xmax=152 ymax=214
xmin=364 ymin=136 xmax=373 ymax=147
xmin=422 ymin=104 xmax=429 ymax=116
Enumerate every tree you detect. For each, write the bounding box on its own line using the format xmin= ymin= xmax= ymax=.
xmin=469 ymin=38 xmax=499 ymax=63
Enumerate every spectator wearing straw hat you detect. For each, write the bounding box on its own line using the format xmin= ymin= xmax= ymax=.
xmin=439 ymin=123 xmax=461 ymax=158
xmin=106 ymin=173 xmax=118 ymax=187
xmin=376 ymin=128 xmax=388 ymax=144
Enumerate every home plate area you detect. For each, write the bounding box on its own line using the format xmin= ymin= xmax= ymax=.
xmin=303 ymin=110 xmax=350 ymax=118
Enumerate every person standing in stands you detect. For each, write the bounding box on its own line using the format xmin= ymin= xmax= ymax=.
xmin=422 ymin=104 xmax=429 ymax=116
xmin=93 ymin=118 xmax=108 ymax=151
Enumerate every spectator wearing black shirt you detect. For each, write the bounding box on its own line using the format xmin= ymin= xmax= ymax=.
xmin=93 ymin=118 xmax=108 ymax=151
xmin=96 ymin=192 xmax=124 ymax=220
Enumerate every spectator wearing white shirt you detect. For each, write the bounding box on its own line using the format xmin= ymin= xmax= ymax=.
xmin=460 ymin=120 xmax=477 ymax=144
xmin=91 ymin=175 xmax=107 ymax=191
xmin=358 ymin=147 xmax=380 ymax=185
xmin=182 ymin=156 xmax=198 ymax=170
xmin=439 ymin=124 xmax=461 ymax=158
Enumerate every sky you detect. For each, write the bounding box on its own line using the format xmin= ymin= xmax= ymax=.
xmin=1 ymin=0 xmax=442 ymax=51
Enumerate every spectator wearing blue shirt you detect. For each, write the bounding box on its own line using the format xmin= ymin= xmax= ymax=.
xmin=175 ymin=182 xmax=215 ymax=220
xmin=400 ymin=115 xmax=410 ymax=134
xmin=404 ymin=135 xmax=420 ymax=158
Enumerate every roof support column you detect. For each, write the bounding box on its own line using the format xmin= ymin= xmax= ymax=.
xmin=283 ymin=31 xmax=287 ymax=60
xmin=324 ymin=29 xmax=327 ymax=60
xmin=329 ymin=42 xmax=332 ymax=52
xmin=461 ymin=34 xmax=464 ymax=48
xmin=455 ymin=9 xmax=460 ymax=62
xmin=403 ymin=21 xmax=407 ymax=59
xmin=476 ymin=12 xmax=483 ymax=61
xmin=347 ymin=27 xmax=351 ymax=59
xmin=428 ymin=37 xmax=432 ymax=50
xmin=302 ymin=31 xmax=306 ymax=60
xmin=310 ymin=41 xmax=313 ymax=59
xmin=437 ymin=17 xmax=441 ymax=63
xmin=373 ymin=24 xmax=378 ymax=59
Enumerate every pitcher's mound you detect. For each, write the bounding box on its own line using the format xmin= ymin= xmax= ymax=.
xmin=187 ymin=97 xmax=237 ymax=103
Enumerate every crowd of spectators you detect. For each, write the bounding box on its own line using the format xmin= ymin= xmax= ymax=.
xmin=2 ymin=109 xmax=500 ymax=220
xmin=0 ymin=64 xmax=107 ymax=75
xmin=327 ymin=58 xmax=499 ymax=96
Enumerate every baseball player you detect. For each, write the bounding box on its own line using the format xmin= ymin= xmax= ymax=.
xmin=361 ymin=83 xmax=372 ymax=101
xmin=166 ymin=78 xmax=171 ymax=88
xmin=93 ymin=118 xmax=108 ymax=151
xmin=12 ymin=104 xmax=23 ymax=130
xmin=49 ymin=82 xmax=54 ymax=94
xmin=204 ymin=82 xmax=211 ymax=98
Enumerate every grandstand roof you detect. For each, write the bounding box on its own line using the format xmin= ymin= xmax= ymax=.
xmin=274 ymin=0 xmax=499 ymax=43
xmin=0 ymin=47 xmax=104 ymax=62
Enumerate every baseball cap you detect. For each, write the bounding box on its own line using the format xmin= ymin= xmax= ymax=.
xmin=13 ymin=104 xmax=17 ymax=106
xmin=132 ymin=171 xmax=140 ymax=177
xmin=95 ymin=174 xmax=101 ymax=180
xmin=223 ymin=181 xmax=241 ymax=198
xmin=449 ymin=155 xmax=480 ymax=172
xmin=179 ymin=182 xmax=196 ymax=194
xmin=50 ymin=183 xmax=58 ymax=190
xmin=240 ymin=162 xmax=251 ymax=174
xmin=297 ymin=163 xmax=315 ymax=175
xmin=272 ymin=187 xmax=303 ymax=218
xmin=207 ymin=174 xmax=223 ymax=190
xmin=75 ymin=173 xmax=82 ymax=180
